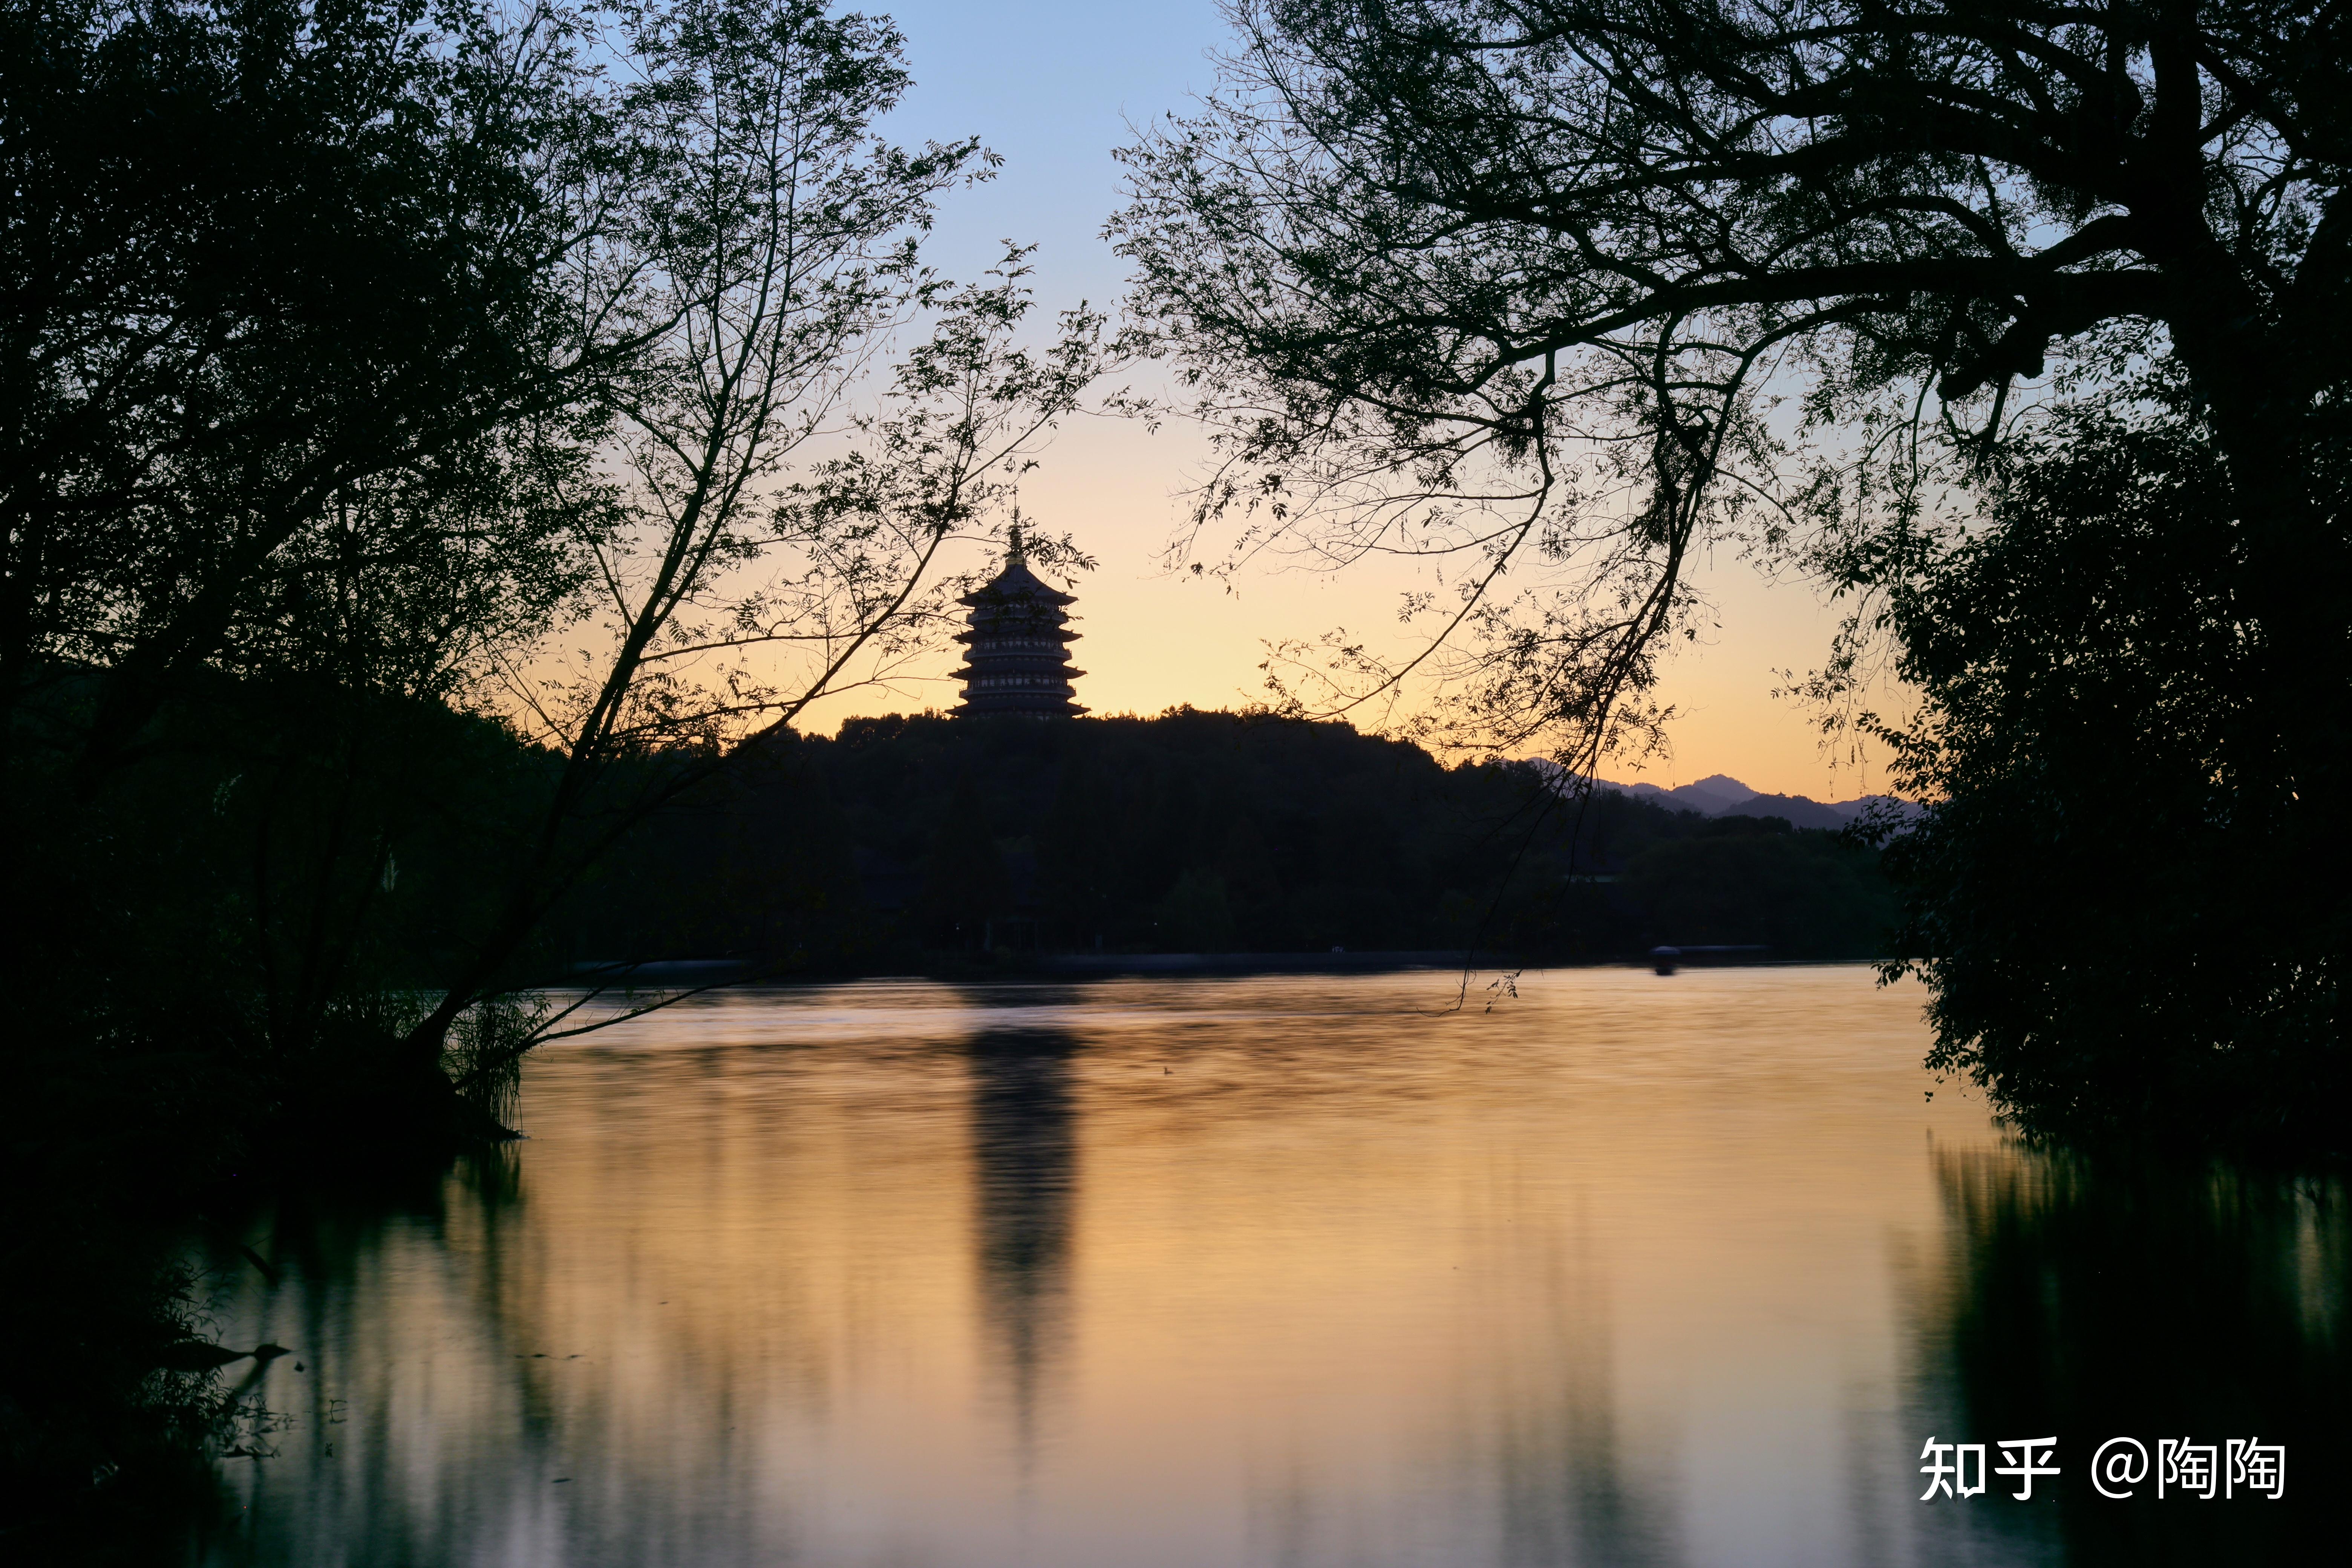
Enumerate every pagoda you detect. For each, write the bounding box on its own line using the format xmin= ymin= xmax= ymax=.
xmin=950 ymin=525 xmax=1086 ymax=718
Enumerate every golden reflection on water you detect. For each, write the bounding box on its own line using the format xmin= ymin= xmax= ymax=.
xmin=195 ymin=968 xmax=2341 ymax=1568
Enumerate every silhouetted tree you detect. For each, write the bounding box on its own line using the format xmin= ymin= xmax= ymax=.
xmin=1874 ymin=413 xmax=2346 ymax=1150
xmin=0 ymin=3 xmax=1110 ymax=1534
xmin=1117 ymin=2 xmax=2350 ymax=1147
xmin=1 ymin=0 xmax=641 ymax=779
xmin=1118 ymin=2 xmax=2344 ymax=766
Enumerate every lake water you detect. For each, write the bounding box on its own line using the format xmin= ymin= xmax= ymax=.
xmin=193 ymin=967 xmax=2343 ymax=1566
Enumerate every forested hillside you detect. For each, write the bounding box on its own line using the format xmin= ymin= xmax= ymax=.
xmin=564 ymin=709 xmax=1899 ymax=968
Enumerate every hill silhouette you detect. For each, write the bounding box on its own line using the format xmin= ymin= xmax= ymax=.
xmin=1601 ymin=773 xmax=1916 ymax=831
xmin=561 ymin=710 xmax=1902 ymax=969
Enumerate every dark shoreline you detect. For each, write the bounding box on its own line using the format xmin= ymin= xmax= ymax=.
xmin=552 ymin=948 xmax=1862 ymax=988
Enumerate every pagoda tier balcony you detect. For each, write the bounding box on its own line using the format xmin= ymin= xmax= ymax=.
xmin=948 ymin=665 xmax=1089 ymax=683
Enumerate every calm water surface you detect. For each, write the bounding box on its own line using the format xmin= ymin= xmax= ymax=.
xmin=194 ymin=968 xmax=2343 ymax=1566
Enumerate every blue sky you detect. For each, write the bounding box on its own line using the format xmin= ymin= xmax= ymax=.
xmin=874 ymin=2 xmax=1228 ymax=305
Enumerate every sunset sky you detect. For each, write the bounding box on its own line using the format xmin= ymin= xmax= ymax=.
xmin=793 ymin=0 xmax=1905 ymax=803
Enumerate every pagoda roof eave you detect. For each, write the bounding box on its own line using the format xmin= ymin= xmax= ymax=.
xmin=957 ymin=559 xmax=1075 ymax=606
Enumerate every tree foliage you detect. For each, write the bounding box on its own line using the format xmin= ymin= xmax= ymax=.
xmin=1 ymin=0 xmax=642 ymax=776
xmin=0 ymin=5 xmax=1115 ymax=1524
xmin=3 ymin=0 xmax=1120 ymax=1070
xmin=1117 ymin=0 xmax=2350 ymax=1148
xmin=1115 ymin=0 xmax=2345 ymax=757
xmin=1874 ymin=413 xmax=2346 ymax=1151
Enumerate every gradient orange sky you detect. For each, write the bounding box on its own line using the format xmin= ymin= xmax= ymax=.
xmin=790 ymin=2 xmax=1909 ymax=803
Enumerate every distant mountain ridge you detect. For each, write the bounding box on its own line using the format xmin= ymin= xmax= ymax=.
xmin=1599 ymin=772 xmax=1915 ymax=831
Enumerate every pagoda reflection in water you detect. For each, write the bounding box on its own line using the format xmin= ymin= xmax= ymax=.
xmin=950 ymin=525 xmax=1085 ymax=718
